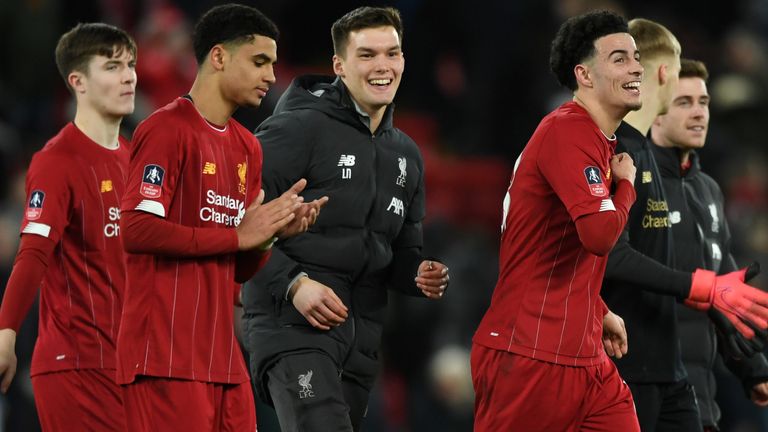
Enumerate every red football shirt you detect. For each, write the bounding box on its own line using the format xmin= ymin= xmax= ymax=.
xmin=116 ymin=98 xmax=262 ymax=384
xmin=0 ymin=122 xmax=128 ymax=375
xmin=474 ymin=102 xmax=620 ymax=367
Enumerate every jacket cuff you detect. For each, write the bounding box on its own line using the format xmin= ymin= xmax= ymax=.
xmin=285 ymin=271 xmax=308 ymax=300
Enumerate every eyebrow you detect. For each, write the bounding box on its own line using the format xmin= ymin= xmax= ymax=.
xmin=675 ymin=94 xmax=710 ymax=101
xmin=105 ymin=56 xmax=136 ymax=64
xmin=356 ymin=45 xmax=402 ymax=53
xmin=104 ymin=59 xmax=127 ymax=66
xmin=607 ymin=49 xmax=638 ymax=57
xmin=252 ymin=53 xmax=277 ymax=64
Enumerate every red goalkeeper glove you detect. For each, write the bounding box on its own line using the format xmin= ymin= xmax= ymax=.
xmin=685 ymin=263 xmax=768 ymax=339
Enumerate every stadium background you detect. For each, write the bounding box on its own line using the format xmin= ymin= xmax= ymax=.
xmin=0 ymin=0 xmax=767 ymax=430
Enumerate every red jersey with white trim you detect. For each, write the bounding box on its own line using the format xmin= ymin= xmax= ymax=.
xmin=117 ymin=97 xmax=262 ymax=384
xmin=20 ymin=122 xmax=128 ymax=375
xmin=474 ymin=102 xmax=618 ymax=367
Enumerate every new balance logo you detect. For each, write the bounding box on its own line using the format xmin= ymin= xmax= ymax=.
xmin=101 ymin=180 xmax=113 ymax=192
xmin=339 ymin=154 xmax=355 ymax=179
xmin=203 ymin=162 xmax=216 ymax=175
xmin=298 ymin=370 xmax=315 ymax=399
xmin=338 ymin=155 xmax=356 ymax=166
xmin=387 ymin=197 xmax=404 ymax=216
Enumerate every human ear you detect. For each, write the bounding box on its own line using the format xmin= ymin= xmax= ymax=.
xmin=332 ymin=54 xmax=345 ymax=77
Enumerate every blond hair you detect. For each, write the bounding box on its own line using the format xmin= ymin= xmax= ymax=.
xmin=628 ymin=18 xmax=680 ymax=64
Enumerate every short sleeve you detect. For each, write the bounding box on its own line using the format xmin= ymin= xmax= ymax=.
xmin=538 ymin=120 xmax=614 ymax=220
xmin=121 ymin=117 xmax=184 ymax=218
xmin=20 ymin=153 xmax=73 ymax=244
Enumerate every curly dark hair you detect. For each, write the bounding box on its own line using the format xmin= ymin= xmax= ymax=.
xmin=193 ymin=3 xmax=279 ymax=65
xmin=550 ymin=10 xmax=628 ymax=91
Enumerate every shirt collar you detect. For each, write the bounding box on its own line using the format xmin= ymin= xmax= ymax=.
xmin=350 ymin=98 xmax=371 ymax=129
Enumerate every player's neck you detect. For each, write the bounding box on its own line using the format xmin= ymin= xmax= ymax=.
xmin=623 ymin=104 xmax=657 ymax=136
xmin=573 ymin=93 xmax=621 ymax=137
xmin=188 ymin=76 xmax=235 ymax=127
xmin=623 ymin=80 xmax=661 ymax=135
xmin=679 ymin=149 xmax=691 ymax=166
xmin=368 ymin=110 xmax=384 ymax=134
xmin=73 ymin=107 xmax=122 ymax=150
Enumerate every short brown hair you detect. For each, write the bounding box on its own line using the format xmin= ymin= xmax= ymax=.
xmin=331 ymin=6 xmax=403 ymax=57
xmin=55 ymin=23 xmax=137 ymax=91
xmin=679 ymin=58 xmax=709 ymax=81
xmin=628 ymin=18 xmax=680 ymax=63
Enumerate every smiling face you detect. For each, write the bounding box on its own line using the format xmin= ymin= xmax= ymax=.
xmin=333 ymin=25 xmax=404 ymax=118
xmin=586 ymin=33 xmax=644 ymax=116
xmin=73 ymin=47 xmax=137 ymax=118
xmin=654 ymin=76 xmax=710 ymax=150
xmin=220 ymin=35 xmax=277 ymax=109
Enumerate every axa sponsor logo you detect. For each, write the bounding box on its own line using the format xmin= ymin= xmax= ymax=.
xmin=387 ymin=197 xmax=404 ymax=216
xmin=711 ymin=242 xmax=722 ymax=261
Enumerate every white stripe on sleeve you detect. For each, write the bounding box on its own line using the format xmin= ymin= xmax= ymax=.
xmin=598 ymin=199 xmax=616 ymax=212
xmin=135 ymin=200 xmax=166 ymax=217
xmin=22 ymin=222 xmax=51 ymax=238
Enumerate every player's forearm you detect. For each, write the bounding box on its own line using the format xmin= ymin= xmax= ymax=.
xmin=121 ymin=210 xmax=239 ymax=257
xmin=0 ymin=235 xmax=54 ymax=331
xmin=239 ymin=245 xmax=305 ymax=303
xmin=574 ymin=179 xmax=635 ymax=256
xmin=604 ymin=238 xmax=691 ymax=298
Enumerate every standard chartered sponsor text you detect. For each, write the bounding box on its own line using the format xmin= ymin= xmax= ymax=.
xmin=643 ymin=199 xmax=671 ymax=228
xmin=200 ymin=189 xmax=245 ymax=226
xmin=104 ymin=206 xmax=121 ymax=237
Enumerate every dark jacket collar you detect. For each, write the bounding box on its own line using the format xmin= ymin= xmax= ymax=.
xmin=651 ymin=141 xmax=701 ymax=179
xmin=273 ymin=74 xmax=395 ymax=134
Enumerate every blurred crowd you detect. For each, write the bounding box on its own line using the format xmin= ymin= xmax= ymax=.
xmin=0 ymin=0 xmax=767 ymax=431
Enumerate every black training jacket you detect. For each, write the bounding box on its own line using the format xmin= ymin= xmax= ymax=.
xmin=602 ymin=121 xmax=688 ymax=383
xmin=241 ymin=75 xmax=427 ymax=402
xmin=654 ymin=144 xmax=768 ymax=428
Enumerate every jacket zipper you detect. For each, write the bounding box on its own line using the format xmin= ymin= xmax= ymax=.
xmin=340 ymin=132 xmax=377 ymax=375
